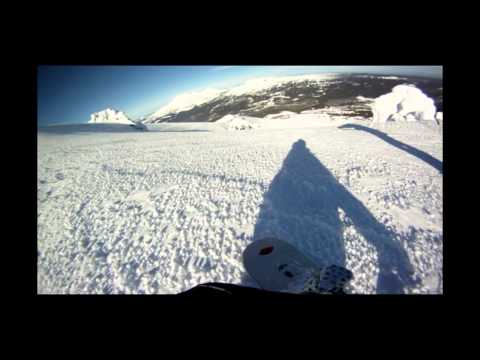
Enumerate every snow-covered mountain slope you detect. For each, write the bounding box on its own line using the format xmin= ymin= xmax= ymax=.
xmin=224 ymin=74 xmax=337 ymax=96
xmin=146 ymin=74 xmax=337 ymax=123
xmin=38 ymin=116 xmax=442 ymax=294
xmin=89 ymin=108 xmax=134 ymax=124
xmin=143 ymin=74 xmax=442 ymax=124
xmin=149 ymin=88 xmax=226 ymax=120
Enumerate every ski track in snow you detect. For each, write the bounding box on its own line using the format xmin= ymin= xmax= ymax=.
xmin=37 ymin=119 xmax=443 ymax=294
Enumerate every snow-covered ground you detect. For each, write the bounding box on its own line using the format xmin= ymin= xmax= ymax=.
xmin=37 ymin=115 xmax=443 ymax=294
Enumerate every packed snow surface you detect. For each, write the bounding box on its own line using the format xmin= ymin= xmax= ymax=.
xmin=371 ymin=85 xmax=437 ymax=123
xmin=38 ymin=115 xmax=442 ymax=294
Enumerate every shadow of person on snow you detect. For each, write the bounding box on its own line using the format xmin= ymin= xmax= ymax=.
xmin=338 ymin=123 xmax=442 ymax=174
xmin=241 ymin=139 xmax=418 ymax=294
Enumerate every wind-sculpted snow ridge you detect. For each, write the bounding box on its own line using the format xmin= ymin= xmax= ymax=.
xmin=89 ymin=108 xmax=134 ymax=124
xmin=371 ymin=85 xmax=438 ymax=123
xmin=38 ymin=117 xmax=442 ymax=294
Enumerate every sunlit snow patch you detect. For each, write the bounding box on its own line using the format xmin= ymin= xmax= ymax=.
xmin=216 ymin=114 xmax=261 ymax=130
xmin=125 ymin=191 xmax=157 ymax=214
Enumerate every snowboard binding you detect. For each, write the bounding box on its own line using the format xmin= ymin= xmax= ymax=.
xmin=299 ymin=265 xmax=353 ymax=294
xmin=280 ymin=262 xmax=353 ymax=294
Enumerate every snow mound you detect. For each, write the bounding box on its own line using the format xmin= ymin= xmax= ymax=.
xmin=371 ymin=85 xmax=437 ymax=123
xmin=265 ymin=111 xmax=298 ymax=119
xmin=89 ymin=108 xmax=134 ymax=125
xmin=216 ymin=114 xmax=261 ymax=130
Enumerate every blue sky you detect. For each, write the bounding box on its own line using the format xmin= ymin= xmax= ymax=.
xmin=37 ymin=65 xmax=442 ymax=126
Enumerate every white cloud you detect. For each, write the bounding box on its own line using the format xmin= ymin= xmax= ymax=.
xmin=211 ymin=66 xmax=235 ymax=71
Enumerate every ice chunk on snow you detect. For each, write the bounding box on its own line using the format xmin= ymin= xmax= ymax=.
xmin=371 ymin=85 xmax=437 ymax=123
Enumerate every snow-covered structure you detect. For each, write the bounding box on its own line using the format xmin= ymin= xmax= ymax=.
xmin=371 ymin=85 xmax=437 ymax=123
xmin=88 ymin=108 xmax=134 ymax=124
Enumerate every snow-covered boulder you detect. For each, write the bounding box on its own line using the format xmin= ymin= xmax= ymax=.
xmin=371 ymin=85 xmax=437 ymax=123
xmin=88 ymin=108 xmax=134 ymax=125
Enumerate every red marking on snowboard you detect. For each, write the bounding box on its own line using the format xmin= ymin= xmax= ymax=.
xmin=243 ymin=238 xmax=319 ymax=292
xmin=259 ymin=246 xmax=274 ymax=255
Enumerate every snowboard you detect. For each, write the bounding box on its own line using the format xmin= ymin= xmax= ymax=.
xmin=242 ymin=237 xmax=353 ymax=294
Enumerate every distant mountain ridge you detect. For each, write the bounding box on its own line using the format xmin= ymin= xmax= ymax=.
xmin=143 ymin=74 xmax=442 ymax=124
